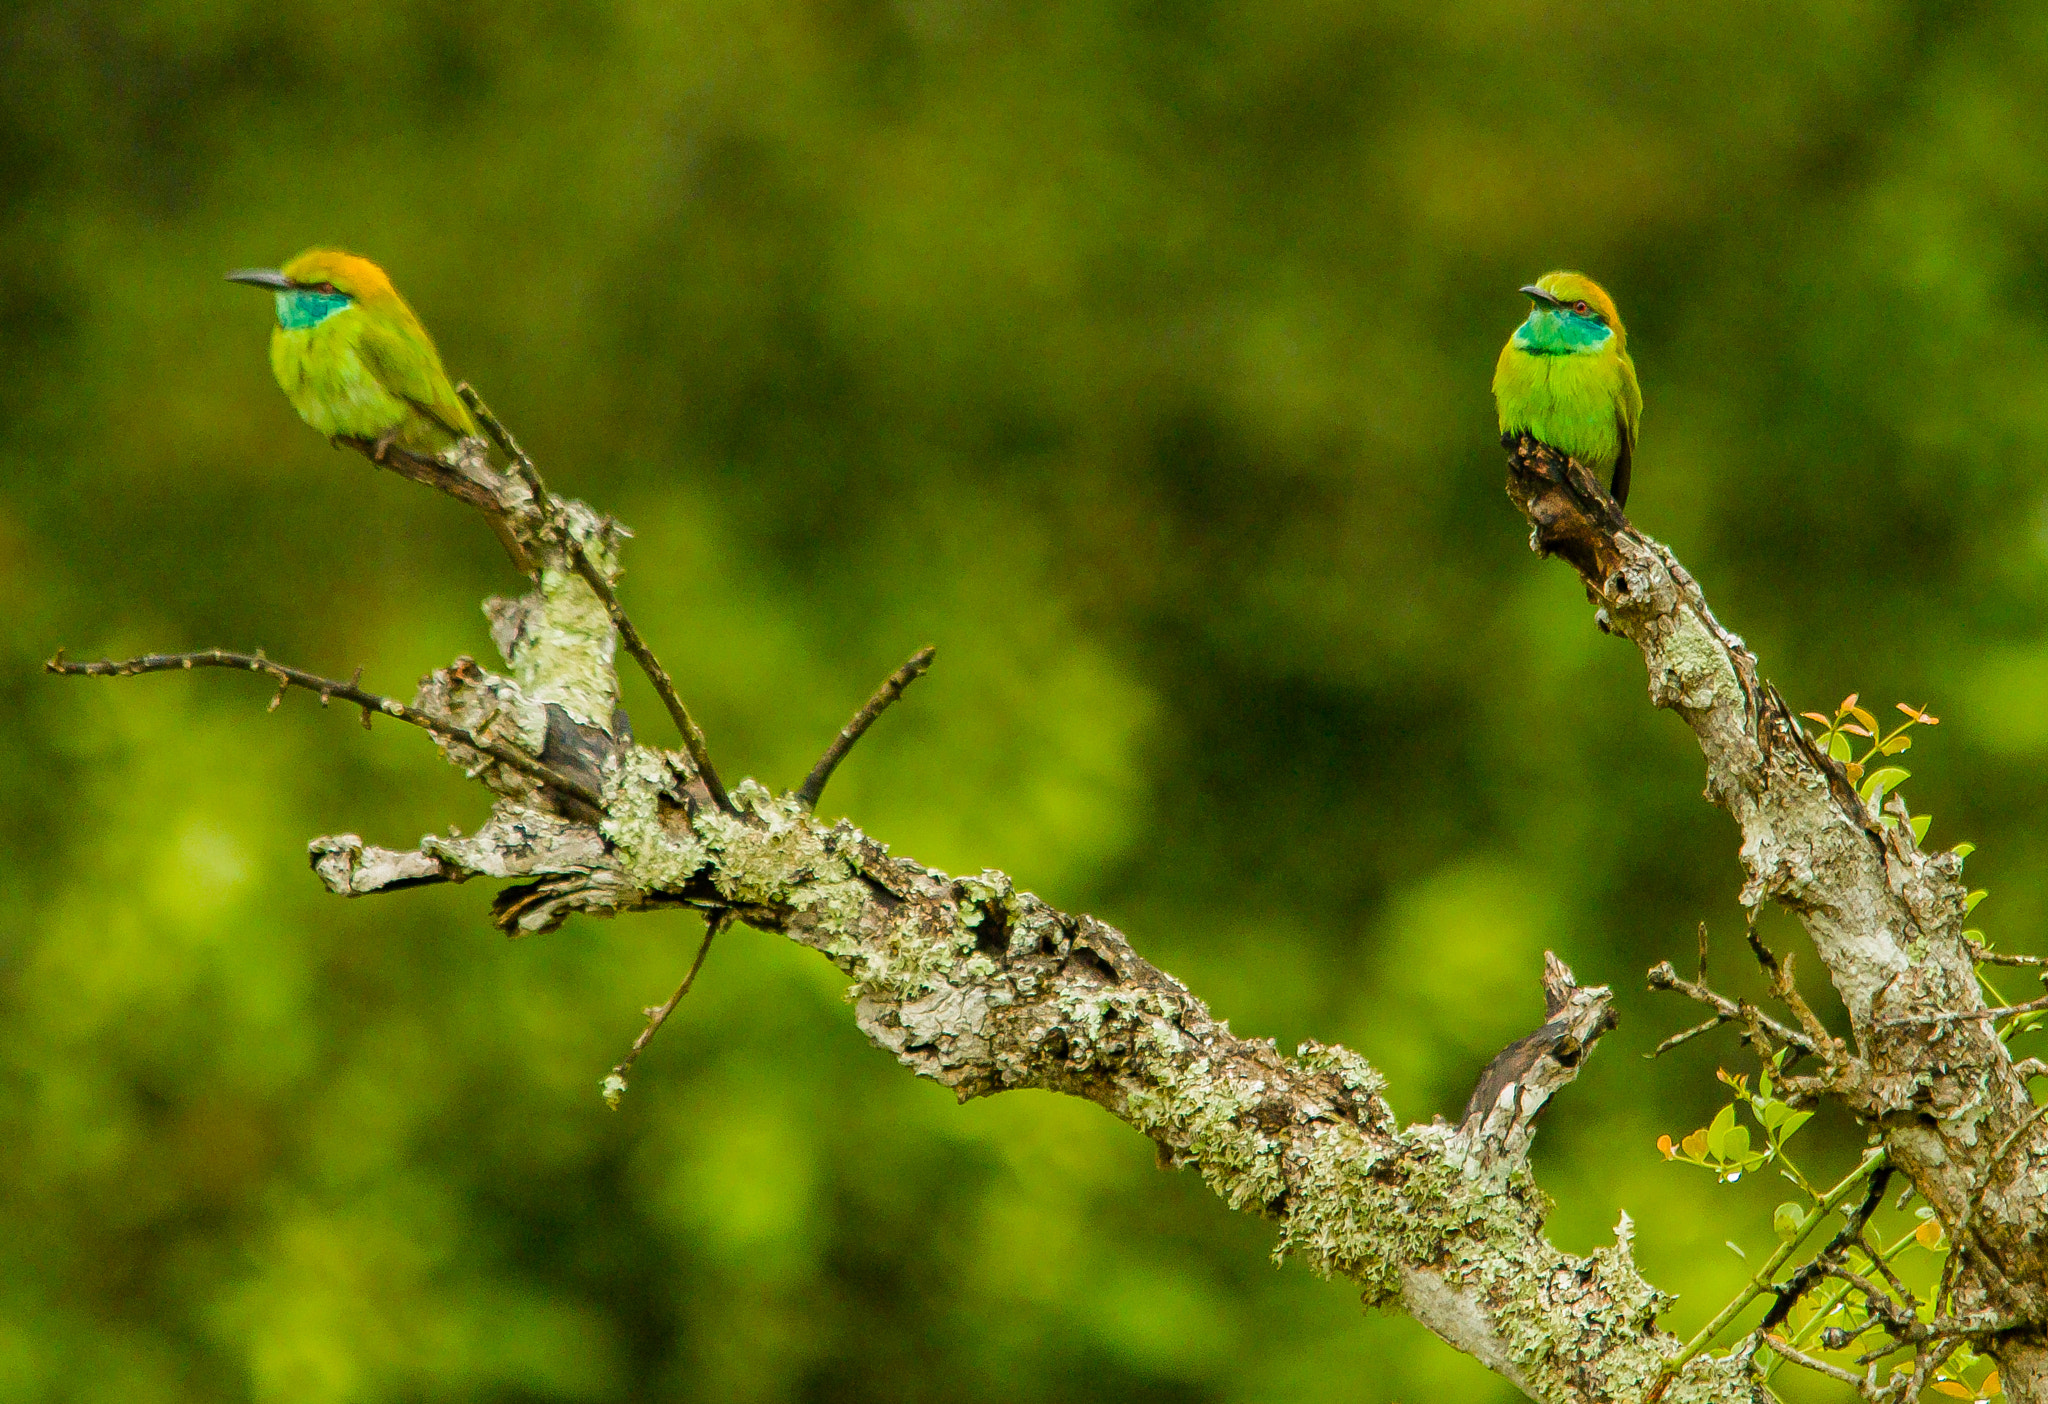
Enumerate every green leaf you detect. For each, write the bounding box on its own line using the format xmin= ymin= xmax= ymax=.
xmin=1773 ymin=1202 xmax=1804 ymax=1241
xmin=1775 ymin=1110 xmax=1812 ymax=1142
xmin=1828 ymin=733 xmax=1852 ymax=763
xmin=1880 ymin=734 xmax=1912 ymax=755
xmin=1965 ymin=889 xmax=1987 ymax=914
xmin=1953 ymin=842 xmax=1977 ymax=860
xmin=1707 ymin=1105 xmax=1750 ymax=1162
xmin=1705 ymin=1104 xmax=1737 ymax=1159
xmin=1911 ymin=814 xmax=1932 ymax=842
xmin=1860 ymin=766 xmax=1910 ymax=802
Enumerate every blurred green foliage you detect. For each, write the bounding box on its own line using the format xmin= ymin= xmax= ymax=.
xmin=5 ymin=1 xmax=2048 ymax=1400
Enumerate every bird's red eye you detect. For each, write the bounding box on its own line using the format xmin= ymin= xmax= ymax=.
xmin=315 ymin=282 xmax=337 ymax=294
xmin=1573 ymin=300 xmax=1590 ymax=314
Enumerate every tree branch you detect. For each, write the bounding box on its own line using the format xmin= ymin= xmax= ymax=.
xmin=65 ymin=415 xmax=2048 ymax=1401
xmin=797 ymin=646 xmax=936 ymax=809
xmin=1503 ymin=434 xmax=2048 ymax=1398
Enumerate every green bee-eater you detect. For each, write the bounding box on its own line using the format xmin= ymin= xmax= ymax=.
xmin=227 ymin=249 xmax=476 ymax=458
xmin=1492 ymin=271 xmax=1642 ymax=508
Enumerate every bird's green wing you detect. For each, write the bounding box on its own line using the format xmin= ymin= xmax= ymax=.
xmin=1611 ymin=350 xmax=1643 ymax=508
xmin=1610 ymin=411 xmax=1633 ymax=508
xmin=356 ymin=307 xmax=477 ymax=442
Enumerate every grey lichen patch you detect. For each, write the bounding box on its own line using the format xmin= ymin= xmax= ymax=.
xmin=1123 ymin=1044 xmax=1289 ymax=1214
xmin=420 ymin=803 xmax=614 ymax=881
xmin=415 ymin=657 xmax=550 ymax=801
xmin=598 ymin=747 xmax=708 ymax=891
xmin=1652 ymin=613 xmax=1741 ymax=717
xmin=1272 ymin=1120 xmax=1411 ymax=1295
xmin=487 ymin=508 xmax=625 ymax=733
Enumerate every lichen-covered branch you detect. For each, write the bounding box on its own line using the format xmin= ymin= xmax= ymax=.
xmin=85 ymin=414 xmax=1971 ymax=1403
xmin=1504 ymin=436 xmax=2048 ymax=1400
xmin=273 ymin=426 xmax=1763 ymax=1404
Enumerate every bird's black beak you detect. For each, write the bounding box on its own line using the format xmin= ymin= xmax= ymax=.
xmin=225 ymin=268 xmax=294 ymax=291
xmin=1519 ymin=283 xmax=1562 ymax=309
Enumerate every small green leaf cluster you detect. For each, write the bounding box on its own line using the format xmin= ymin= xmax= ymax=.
xmin=1658 ymin=1064 xmax=1812 ymax=1183
xmin=1799 ymin=695 xmax=1940 ymax=840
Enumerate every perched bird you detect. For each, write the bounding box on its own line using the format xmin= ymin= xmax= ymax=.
xmin=226 ymin=249 xmax=476 ymax=459
xmin=1492 ymin=272 xmax=1641 ymax=508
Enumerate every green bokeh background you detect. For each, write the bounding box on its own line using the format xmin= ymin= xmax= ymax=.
xmin=6 ymin=2 xmax=2048 ymax=1400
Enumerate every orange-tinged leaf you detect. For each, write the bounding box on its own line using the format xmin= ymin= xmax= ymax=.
xmin=1916 ymin=1219 xmax=1945 ymax=1249
xmin=1682 ymin=1129 xmax=1710 ymax=1160
xmin=1801 ymin=712 xmax=1831 ymax=724
xmin=1658 ymin=1134 xmax=1675 ymax=1158
xmin=1841 ymin=693 xmax=1859 ymax=711
xmin=1846 ymin=761 xmax=1865 ymax=783
xmin=1897 ymin=702 xmax=1923 ymax=718
xmin=1842 ymin=723 xmax=1873 ymax=737
xmin=1930 ymin=1382 xmax=1974 ymax=1399
xmin=1850 ymin=705 xmax=1879 ymax=732
xmin=1984 ymin=1369 xmax=2001 ymax=1398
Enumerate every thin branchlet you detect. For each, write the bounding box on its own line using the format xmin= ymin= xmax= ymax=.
xmin=601 ymin=910 xmax=728 ymax=1108
xmin=457 ymin=383 xmax=737 ymax=815
xmin=796 ymin=646 xmax=936 ymax=810
xmin=45 ymin=648 xmax=602 ymax=809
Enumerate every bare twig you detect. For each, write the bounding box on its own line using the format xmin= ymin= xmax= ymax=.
xmin=600 ymin=910 xmax=729 ymax=1108
xmin=796 ymin=646 xmax=936 ymax=810
xmin=1646 ymin=961 xmax=1817 ymax=1058
xmin=1746 ymin=929 xmax=1843 ymax=1065
xmin=1966 ymin=941 xmax=2046 ymax=968
xmin=1880 ymin=992 xmax=2048 ymax=1028
xmin=46 ymin=648 xmax=602 ymax=809
xmin=1762 ymin=1336 xmax=1871 ymax=1393
xmin=331 ymin=434 xmax=535 ymax=571
xmin=1897 ymin=1338 xmax=1964 ymax=1404
xmin=458 ymin=383 xmax=736 ymax=815
xmin=1647 ymin=1013 xmax=1728 ymax=1058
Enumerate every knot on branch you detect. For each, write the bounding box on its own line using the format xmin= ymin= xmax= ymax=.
xmin=1456 ymin=952 xmax=1616 ymax=1172
xmin=1502 ymin=434 xmax=1631 ymax=587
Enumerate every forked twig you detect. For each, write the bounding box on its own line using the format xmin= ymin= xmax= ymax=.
xmin=46 ymin=648 xmax=602 ymax=809
xmin=1645 ymin=960 xmax=1817 ymax=1059
xmin=458 ymin=384 xmax=736 ymax=815
xmin=797 ymin=646 xmax=936 ymax=810
xmin=601 ymin=909 xmax=729 ymax=1108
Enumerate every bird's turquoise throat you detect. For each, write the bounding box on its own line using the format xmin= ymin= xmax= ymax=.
xmin=274 ymin=289 xmax=351 ymax=330
xmin=1512 ymin=308 xmax=1613 ymax=356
